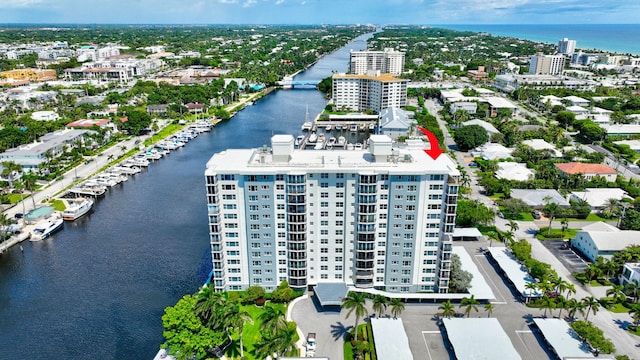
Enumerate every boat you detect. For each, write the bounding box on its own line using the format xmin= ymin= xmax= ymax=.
xmin=335 ymin=125 xmax=342 ymax=131
xmin=355 ymin=143 xmax=364 ymax=150
xmin=295 ymin=135 xmax=305 ymax=147
xmin=337 ymin=136 xmax=346 ymax=147
xmin=346 ymin=143 xmax=354 ymax=150
xmin=359 ymin=124 xmax=367 ymax=132
xmin=301 ymin=122 xmax=313 ymax=131
xmin=369 ymin=123 xmax=376 ymax=132
xmin=62 ymin=198 xmax=94 ymax=221
xmin=30 ymin=218 xmax=64 ymax=241
xmin=314 ymin=140 xmax=325 ymax=150
xmin=350 ymin=123 xmax=358 ymax=132
xmin=325 ymin=124 xmax=333 ymax=131
xmin=328 ymin=137 xmax=337 ymax=146
xmin=308 ymin=133 xmax=318 ymax=143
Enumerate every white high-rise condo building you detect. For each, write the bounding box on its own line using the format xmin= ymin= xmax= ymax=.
xmin=557 ymin=38 xmax=576 ymax=55
xmin=332 ymin=71 xmax=408 ymax=113
xmin=529 ymin=53 xmax=566 ymax=75
xmin=350 ymin=48 xmax=405 ymax=75
xmin=205 ymin=135 xmax=460 ymax=294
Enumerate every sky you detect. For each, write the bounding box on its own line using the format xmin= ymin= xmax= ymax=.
xmin=0 ymin=0 xmax=639 ymax=25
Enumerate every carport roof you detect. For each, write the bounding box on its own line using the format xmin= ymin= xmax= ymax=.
xmin=443 ymin=318 xmax=522 ymax=360
xmin=532 ymin=318 xmax=596 ymax=359
xmin=452 ymin=227 xmax=483 ymax=238
xmin=370 ymin=318 xmax=413 ymax=360
xmin=314 ymin=283 xmax=348 ymax=306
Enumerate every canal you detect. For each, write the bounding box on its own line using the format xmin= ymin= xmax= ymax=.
xmin=0 ymin=33 xmax=370 ymax=359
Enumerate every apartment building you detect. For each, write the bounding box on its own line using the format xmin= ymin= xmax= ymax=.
xmin=557 ymin=38 xmax=576 ymax=55
xmin=529 ymin=53 xmax=566 ymax=75
xmin=350 ymin=48 xmax=405 ymax=75
xmin=205 ymin=135 xmax=460 ymax=294
xmin=332 ymin=71 xmax=408 ymax=113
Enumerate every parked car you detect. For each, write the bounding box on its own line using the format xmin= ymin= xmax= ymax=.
xmin=306 ymin=332 xmax=316 ymax=357
xmin=532 ymin=210 xmax=541 ymax=219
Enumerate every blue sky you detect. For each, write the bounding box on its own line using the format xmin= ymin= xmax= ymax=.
xmin=1 ymin=0 xmax=639 ymax=24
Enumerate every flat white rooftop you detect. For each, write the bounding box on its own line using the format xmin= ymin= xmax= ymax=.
xmin=487 ymin=247 xmax=542 ymax=298
xmin=532 ymin=318 xmax=595 ymax=359
xmin=206 ymin=144 xmax=459 ymax=175
xmin=443 ymin=318 xmax=522 ymax=360
xmin=452 ymin=246 xmax=495 ymax=300
xmin=370 ymin=318 xmax=413 ymax=360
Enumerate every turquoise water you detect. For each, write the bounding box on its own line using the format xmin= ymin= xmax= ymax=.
xmin=439 ymin=24 xmax=640 ymax=55
xmin=24 ymin=206 xmax=54 ymax=220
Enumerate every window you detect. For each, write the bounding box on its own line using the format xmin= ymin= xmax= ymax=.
xmin=223 ymin=194 xmax=236 ymax=200
xmin=248 ymin=195 xmax=258 ymax=201
xmin=248 ymin=185 xmax=258 ymax=192
xmin=223 ymin=204 xmax=237 ymax=210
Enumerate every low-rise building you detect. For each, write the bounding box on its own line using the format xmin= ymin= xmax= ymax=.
xmin=521 ymin=139 xmax=562 ymax=157
xmin=450 ymin=102 xmax=477 ymax=115
xmin=495 ymin=162 xmax=535 ymax=181
xmin=570 ymin=188 xmax=630 ymax=209
xmin=555 ymin=162 xmax=617 ymax=182
xmin=461 ymin=119 xmax=500 ymax=136
xmin=31 ymin=110 xmax=60 ymax=121
xmin=471 ymin=143 xmax=513 ymax=161
xmin=378 ymin=108 xmax=414 ymax=140
xmin=571 ymin=223 xmax=640 ymax=262
xmin=510 ymin=189 xmax=570 ymax=208
xmin=619 ymin=263 xmax=640 ymax=286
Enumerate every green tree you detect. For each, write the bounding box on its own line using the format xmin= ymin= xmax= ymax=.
xmin=258 ymin=304 xmax=287 ymax=335
xmin=342 ymin=292 xmax=368 ymax=336
xmin=227 ymin=304 xmax=253 ymax=358
xmin=542 ymin=201 xmax=560 ymax=236
xmin=161 ymin=294 xmax=225 ymax=360
xmin=582 ymin=296 xmax=600 ymax=321
xmin=456 ymin=199 xmax=495 ymax=227
xmin=624 ymin=279 xmax=640 ymax=303
xmin=459 ymin=295 xmax=480 ymax=317
xmin=483 ymin=303 xmax=494 ymax=318
xmin=194 ymin=285 xmax=226 ymax=329
xmin=453 ymin=124 xmax=489 ymax=151
xmin=567 ymin=298 xmax=585 ymax=319
xmin=271 ymin=280 xmax=295 ymax=303
xmin=540 ymin=295 xmax=557 ymax=317
xmin=389 ymin=298 xmax=405 ymax=319
xmin=606 ymin=284 xmax=627 ymax=303
xmin=372 ymin=295 xmax=388 ymax=318
xmin=555 ymin=111 xmax=576 ymax=129
xmin=449 ymin=253 xmax=473 ymax=293
xmin=438 ymin=300 xmax=456 ymax=319
xmin=555 ymin=296 xmax=570 ymax=318
xmin=629 ymin=303 xmax=640 ymax=330
xmin=244 ymin=284 xmax=266 ymax=304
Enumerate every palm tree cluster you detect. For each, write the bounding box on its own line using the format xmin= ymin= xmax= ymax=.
xmin=253 ymin=305 xmax=298 ymax=359
xmin=436 ymin=297 xmax=494 ymax=319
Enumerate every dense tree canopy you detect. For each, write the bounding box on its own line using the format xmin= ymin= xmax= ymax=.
xmin=453 ymin=124 xmax=488 ymax=151
xmin=456 ymin=199 xmax=494 ymax=227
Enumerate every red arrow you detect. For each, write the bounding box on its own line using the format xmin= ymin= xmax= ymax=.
xmin=417 ymin=126 xmax=444 ymax=160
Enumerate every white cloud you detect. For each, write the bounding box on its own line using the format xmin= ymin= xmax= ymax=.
xmin=217 ymin=0 xmax=238 ymax=3
xmin=242 ymin=0 xmax=257 ymax=7
xmin=0 ymin=0 xmax=44 ymax=8
xmin=275 ymin=0 xmax=285 ymax=4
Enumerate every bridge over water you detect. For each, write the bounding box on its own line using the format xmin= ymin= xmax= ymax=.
xmin=278 ymin=76 xmax=321 ymax=88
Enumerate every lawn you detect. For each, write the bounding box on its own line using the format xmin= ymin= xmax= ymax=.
xmin=535 ymin=227 xmax=577 ymax=240
xmin=608 ymin=303 xmax=631 ymax=313
xmin=236 ymin=302 xmax=289 ymax=359
xmin=143 ymin=123 xmax=184 ymax=146
xmin=50 ymin=199 xmax=66 ymax=211
xmin=628 ymin=326 xmax=640 ymax=336
xmin=7 ymin=193 xmax=25 ymax=204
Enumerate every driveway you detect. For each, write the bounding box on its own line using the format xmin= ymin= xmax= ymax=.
xmin=539 ymin=240 xmax=589 ymax=274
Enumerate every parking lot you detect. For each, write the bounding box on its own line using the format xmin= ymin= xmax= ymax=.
xmin=539 ymin=240 xmax=589 ymax=274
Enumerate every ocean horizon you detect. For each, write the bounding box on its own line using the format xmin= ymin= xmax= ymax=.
xmin=436 ymin=24 xmax=640 ymax=56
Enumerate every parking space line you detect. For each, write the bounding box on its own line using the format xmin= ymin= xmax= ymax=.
xmin=421 ymin=331 xmax=438 ymax=360
xmin=515 ymin=330 xmax=536 ymax=360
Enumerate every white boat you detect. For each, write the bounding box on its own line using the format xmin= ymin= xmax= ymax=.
xmin=350 ymin=123 xmax=358 ymax=132
xmin=308 ymin=133 xmax=318 ymax=143
xmin=30 ymin=218 xmax=64 ymax=241
xmin=314 ymin=140 xmax=325 ymax=150
xmin=111 ymin=166 xmax=141 ymax=175
xmin=355 ymin=143 xmax=364 ymax=150
xmin=92 ymin=176 xmax=118 ymax=187
xmin=359 ymin=124 xmax=367 ymax=132
xmin=325 ymin=124 xmax=333 ymax=131
xmin=144 ymin=151 xmax=162 ymax=160
xmin=337 ymin=136 xmax=346 ymax=147
xmin=125 ymin=157 xmax=150 ymax=167
xmin=62 ymin=198 xmax=94 ymax=221
xmin=328 ymin=137 xmax=336 ymax=146
xmin=335 ymin=125 xmax=342 ymax=131
xmin=295 ymin=135 xmax=305 ymax=147
xmin=301 ymin=122 xmax=313 ymax=131
xmin=369 ymin=123 xmax=376 ymax=132
xmin=346 ymin=143 xmax=354 ymax=150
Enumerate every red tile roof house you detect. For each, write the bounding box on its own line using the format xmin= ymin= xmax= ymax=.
xmin=186 ymin=102 xmax=205 ymax=113
xmin=554 ymin=162 xmax=617 ymax=182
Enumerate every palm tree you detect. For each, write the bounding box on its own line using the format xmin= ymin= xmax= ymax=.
xmin=560 ymin=217 xmax=569 ymax=236
xmin=507 ymin=220 xmax=519 ymax=233
xmin=1 ymin=161 xmax=22 ymax=188
xmin=555 ymin=296 xmax=569 ymax=318
xmin=564 ymin=282 xmax=577 ymax=299
xmin=582 ymin=296 xmax=600 ymax=321
xmin=258 ymin=304 xmax=287 ymax=335
xmin=483 ymin=303 xmax=494 ymax=318
xmin=543 ymin=201 xmax=560 ymax=236
xmin=625 ymin=279 xmax=640 ymax=303
xmin=194 ymin=285 xmax=226 ymax=329
xmin=567 ymin=298 xmax=585 ymax=319
xmin=342 ymin=292 xmax=368 ymax=336
xmin=629 ymin=303 xmax=640 ymax=330
xmin=389 ymin=298 xmax=405 ymax=319
xmin=228 ymin=305 xmax=253 ymax=358
xmin=21 ymin=173 xmax=38 ymax=209
xmin=540 ymin=296 xmax=556 ymax=317
xmin=0 ymin=213 xmax=11 ymax=242
xmin=606 ymin=284 xmax=627 ymax=303
xmin=459 ymin=295 xmax=480 ymax=317
xmin=524 ymin=281 xmax=539 ymax=303
xmin=372 ymin=295 xmax=388 ymax=318
xmin=438 ymin=300 xmax=456 ymax=319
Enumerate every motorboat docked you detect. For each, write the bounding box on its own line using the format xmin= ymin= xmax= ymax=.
xmin=308 ymin=132 xmax=318 ymax=143
xmin=30 ymin=218 xmax=64 ymax=241
xmin=335 ymin=125 xmax=342 ymax=131
xmin=325 ymin=124 xmax=333 ymax=131
xmin=62 ymin=198 xmax=94 ymax=221
xmin=355 ymin=143 xmax=364 ymax=150
xmin=350 ymin=123 xmax=358 ymax=132
xmin=110 ymin=166 xmax=141 ymax=175
xmin=314 ymin=140 xmax=325 ymax=150
xmin=301 ymin=122 xmax=313 ymax=131
xmin=337 ymin=136 xmax=346 ymax=147
xmin=346 ymin=143 xmax=354 ymax=150
xmin=328 ymin=137 xmax=337 ymax=146
xmin=359 ymin=124 xmax=367 ymax=132
xmin=70 ymin=182 xmax=107 ymax=197
xmin=369 ymin=123 xmax=376 ymax=132
xmin=124 ymin=157 xmax=150 ymax=167
xmin=295 ymin=135 xmax=305 ymax=147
